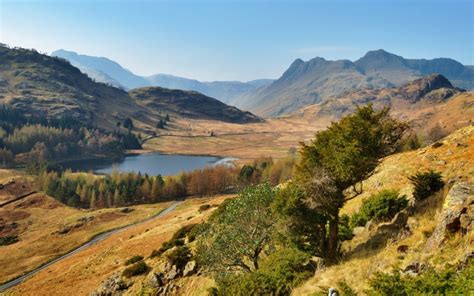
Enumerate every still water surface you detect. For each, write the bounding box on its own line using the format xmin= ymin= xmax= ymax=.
xmin=62 ymin=153 xmax=236 ymax=176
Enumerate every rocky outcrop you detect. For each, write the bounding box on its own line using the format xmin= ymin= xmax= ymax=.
xmin=90 ymin=273 xmax=131 ymax=296
xmin=182 ymin=260 xmax=197 ymax=277
xmin=425 ymin=182 xmax=473 ymax=250
xmin=347 ymin=208 xmax=413 ymax=256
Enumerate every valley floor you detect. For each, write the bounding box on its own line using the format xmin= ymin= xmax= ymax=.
xmin=142 ymin=117 xmax=326 ymax=162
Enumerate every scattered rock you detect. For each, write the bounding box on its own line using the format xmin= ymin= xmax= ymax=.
xmin=446 ymin=149 xmax=453 ymax=156
xmin=328 ymin=287 xmax=339 ymax=296
xmin=403 ymin=262 xmax=427 ymax=277
xmin=183 ymin=260 xmax=197 ymax=277
xmin=147 ymin=272 xmax=165 ymax=288
xmin=91 ymin=273 xmax=131 ymax=296
xmin=164 ymin=265 xmax=179 ymax=281
xmin=425 ymin=182 xmax=473 ymax=250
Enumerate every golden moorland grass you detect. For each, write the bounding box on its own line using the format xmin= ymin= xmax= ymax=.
xmin=3 ymin=195 xmax=232 ymax=296
xmin=0 ymin=191 xmax=173 ymax=284
xmin=143 ymin=116 xmax=326 ymax=162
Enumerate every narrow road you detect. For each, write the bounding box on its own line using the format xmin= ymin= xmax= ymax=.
xmin=0 ymin=200 xmax=183 ymax=293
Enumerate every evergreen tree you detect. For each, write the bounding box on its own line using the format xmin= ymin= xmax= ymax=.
xmin=296 ymin=105 xmax=407 ymax=260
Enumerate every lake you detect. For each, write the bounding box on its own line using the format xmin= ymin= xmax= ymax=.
xmin=62 ymin=153 xmax=236 ymax=176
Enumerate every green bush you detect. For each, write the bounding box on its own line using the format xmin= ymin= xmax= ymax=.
xmin=171 ymin=224 xmax=196 ymax=241
xmin=167 ymin=246 xmax=192 ymax=270
xmin=122 ymin=260 xmax=149 ymax=278
xmin=187 ymin=222 xmax=210 ymax=242
xmin=350 ymin=190 xmax=408 ymax=228
xmin=338 ymin=215 xmax=354 ymax=241
xmin=337 ymin=281 xmax=357 ymax=296
xmin=0 ymin=235 xmax=19 ymax=246
xmin=368 ymin=260 xmax=473 ymax=295
xmin=408 ymin=170 xmax=444 ymax=201
xmin=215 ymin=248 xmax=314 ymax=296
xmin=125 ymin=255 xmax=144 ymax=265
xmin=149 ymin=238 xmax=184 ymax=258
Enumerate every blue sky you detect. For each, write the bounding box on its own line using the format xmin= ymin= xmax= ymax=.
xmin=1 ymin=0 xmax=472 ymax=81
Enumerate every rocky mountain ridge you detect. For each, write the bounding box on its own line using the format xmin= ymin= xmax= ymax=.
xmin=232 ymin=49 xmax=474 ymax=117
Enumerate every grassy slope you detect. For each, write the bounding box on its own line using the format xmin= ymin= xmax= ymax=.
xmin=4 ymin=195 xmax=232 ymax=296
xmin=0 ymin=189 xmax=171 ymax=284
xmin=293 ymin=125 xmax=474 ymax=295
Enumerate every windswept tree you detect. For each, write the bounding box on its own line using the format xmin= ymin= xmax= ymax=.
xmin=197 ymin=183 xmax=276 ymax=275
xmin=295 ymin=105 xmax=408 ymax=260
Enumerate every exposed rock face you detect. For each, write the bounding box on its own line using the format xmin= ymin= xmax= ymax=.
xmin=315 ymin=74 xmax=462 ymax=119
xmin=182 ymin=260 xmax=197 ymax=277
xmin=403 ymin=262 xmax=428 ymax=277
xmin=425 ymin=182 xmax=474 ymax=250
xmin=90 ymin=273 xmax=130 ymax=296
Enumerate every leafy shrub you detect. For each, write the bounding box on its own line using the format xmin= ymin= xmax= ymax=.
xmin=199 ymin=204 xmax=211 ymax=212
xmin=150 ymin=249 xmax=162 ymax=258
xmin=350 ymin=190 xmax=408 ymax=228
xmin=408 ymin=170 xmax=444 ymax=201
xmin=154 ymin=224 xmax=197 ymax=256
xmin=167 ymin=246 xmax=192 ymax=270
xmin=187 ymin=222 xmax=210 ymax=242
xmin=122 ymin=260 xmax=149 ymax=278
xmin=125 ymin=255 xmax=143 ymax=265
xmin=149 ymin=238 xmax=184 ymax=258
xmin=171 ymin=224 xmax=196 ymax=241
xmin=0 ymin=235 xmax=19 ymax=246
xmin=338 ymin=215 xmax=354 ymax=241
xmin=337 ymin=281 xmax=357 ymax=296
xmin=368 ymin=260 xmax=473 ymax=295
xmin=215 ymin=248 xmax=314 ymax=296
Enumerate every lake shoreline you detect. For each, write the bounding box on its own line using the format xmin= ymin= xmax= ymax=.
xmin=60 ymin=152 xmax=238 ymax=176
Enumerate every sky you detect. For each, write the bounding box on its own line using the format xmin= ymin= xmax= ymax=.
xmin=1 ymin=0 xmax=473 ymax=81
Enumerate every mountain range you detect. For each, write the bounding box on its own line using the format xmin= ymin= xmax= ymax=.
xmin=0 ymin=46 xmax=260 ymax=131
xmin=53 ymin=49 xmax=473 ymax=118
xmin=232 ymin=49 xmax=474 ymax=117
xmin=51 ymin=49 xmax=273 ymax=104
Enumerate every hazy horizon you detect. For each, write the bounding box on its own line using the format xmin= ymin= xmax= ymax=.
xmin=1 ymin=0 xmax=473 ymax=81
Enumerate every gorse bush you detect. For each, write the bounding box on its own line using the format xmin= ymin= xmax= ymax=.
xmin=122 ymin=260 xmax=149 ymax=278
xmin=368 ymin=260 xmax=473 ymax=295
xmin=408 ymin=170 xmax=444 ymax=201
xmin=125 ymin=255 xmax=143 ymax=265
xmin=350 ymin=190 xmax=408 ymax=228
